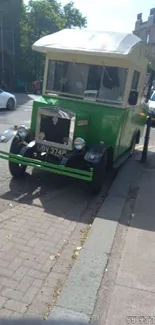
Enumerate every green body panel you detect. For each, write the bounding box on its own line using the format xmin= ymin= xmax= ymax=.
xmin=117 ymin=105 xmax=146 ymax=156
xmin=30 ymin=95 xmax=147 ymax=160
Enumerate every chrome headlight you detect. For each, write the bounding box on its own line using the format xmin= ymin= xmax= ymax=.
xmin=74 ymin=137 xmax=85 ymax=150
xmin=17 ymin=125 xmax=28 ymax=138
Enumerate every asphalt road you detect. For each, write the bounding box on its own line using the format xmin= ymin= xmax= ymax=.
xmin=0 ymin=94 xmax=37 ymax=130
xmin=0 ymin=94 xmax=38 ymax=214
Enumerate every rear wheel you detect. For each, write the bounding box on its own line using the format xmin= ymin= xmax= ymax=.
xmin=90 ymin=152 xmax=107 ymax=195
xmin=9 ymin=136 xmax=27 ymax=178
xmin=130 ymin=137 xmax=136 ymax=157
xmin=6 ymin=98 xmax=15 ymax=110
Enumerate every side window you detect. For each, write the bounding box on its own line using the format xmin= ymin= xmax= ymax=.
xmin=47 ymin=60 xmax=55 ymax=91
xmin=131 ymin=70 xmax=140 ymax=90
xmin=86 ymin=65 xmax=102 ymax=91
xmin=53 ymin=61 xmax=69 ymax=92
xmin=98 ymin=67 xmax=128 ymax=104
xmin=142 ymin=73 xmax=150 ymax=103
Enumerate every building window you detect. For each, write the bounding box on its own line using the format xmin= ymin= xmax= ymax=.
xmin=137 ymin=13 xmax=142 ymax=20
xmin=131 ymin=71 xmax=140 ymax=90
xmin=146 ymin=31 xmax=150 ymax=44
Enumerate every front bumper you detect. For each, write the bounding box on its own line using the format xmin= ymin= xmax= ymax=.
xmin=0 ymin=150 xmax=93 ymax=182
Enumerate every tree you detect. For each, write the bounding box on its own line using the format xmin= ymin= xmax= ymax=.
xmin=20 ymin=0 xmax=87 ymax=83
xmin=0 ymin=0 xmax=24 ymax=88
xmin=1 ymin=0 xmax=87 ymax=88
xmin=63 ymin=2 xmax=87 ymax=28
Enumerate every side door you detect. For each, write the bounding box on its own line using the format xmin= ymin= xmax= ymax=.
xmin=118 ymin=70 xmax=140 ymax=155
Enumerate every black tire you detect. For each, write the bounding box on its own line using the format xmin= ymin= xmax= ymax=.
xmin=130 ymin=137 xmax=136 ymax=157
xmin=9 ymin=136 xmax=27 ymax=178
xmin=90 ymin=152 xmax=107 ymax=195
xmin=6 ymin=98 xmax=15 ymax=110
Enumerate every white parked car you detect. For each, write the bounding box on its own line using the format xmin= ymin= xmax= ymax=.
xmin=0 ymin=89 xmax=16 ymax=110
xmin=148 ymin=91 xmax=155 ymax=126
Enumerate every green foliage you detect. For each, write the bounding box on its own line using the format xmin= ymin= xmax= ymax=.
xmin=0 ymin=0 xmax=87 ymax=86
xmin=0 ymin=0 xmax=24 ymax=86
xmin=20 ymin=0 xmax=87 ymax=82
xmin=63 ymin=2 xmax=87 ymax=28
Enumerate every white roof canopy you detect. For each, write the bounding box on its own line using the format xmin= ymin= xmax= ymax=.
xmin=32 ymin=29 xmax=144 ymax=57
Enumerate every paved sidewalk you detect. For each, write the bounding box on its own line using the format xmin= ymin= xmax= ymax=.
xmin=0 ymin=187 xmax=94 ymax=319
xmin=92 ymin=151 xmax=155 ymax=325
xmin=49 ymin=154 xmax=142 ymax=323
xmin=1 ymin=147 xmax=154 ymax=323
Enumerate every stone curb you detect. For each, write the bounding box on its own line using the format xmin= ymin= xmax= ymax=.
xmin=49 ymin=160 xmax=141 ymax=323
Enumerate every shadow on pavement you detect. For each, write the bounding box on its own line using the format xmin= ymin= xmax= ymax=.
xmin=0 ymin=148 xmax=147 ymax=226
xmin=0 ymin=165 xmax=113 ymax=223
xmin=97 ymin=148 xmax=155 ymax=232
xmin=127 ymin=148 xmax=155 ymax=232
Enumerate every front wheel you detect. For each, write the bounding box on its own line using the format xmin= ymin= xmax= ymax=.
xmin=90 ymin=152 xmax=107 ymax=195
xmin=9 ymin=136 xmax=27 ymax=178
xmin=6 ymin=98 xmax=15 ymax=110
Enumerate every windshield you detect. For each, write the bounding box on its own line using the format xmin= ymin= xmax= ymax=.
xmin=150 ymin=92 xmax=155 ymax=101
xmin=46 ymin=60 xmax=128 ymax=105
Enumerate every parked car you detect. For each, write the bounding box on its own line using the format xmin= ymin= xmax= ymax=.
xmin=148 ymin=91 xmax=155 ymax=126
xmin=0 ymin=89 xmax=16 ymax=110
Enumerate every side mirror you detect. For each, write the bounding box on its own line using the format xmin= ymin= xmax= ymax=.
xmin=128 ymin=90 xmax=138 ymax=106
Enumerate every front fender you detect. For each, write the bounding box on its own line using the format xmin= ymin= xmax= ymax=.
xmin=84 ymin=143 xmax=109 ymax=164
xmin=0 ymin=126 xmax=18 ymax=143
xmin=59 ymin=150 xmax=84 ymax=167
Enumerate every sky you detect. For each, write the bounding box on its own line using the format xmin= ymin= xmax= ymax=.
xmin=24 ymin=0 xmax=155 ymax=33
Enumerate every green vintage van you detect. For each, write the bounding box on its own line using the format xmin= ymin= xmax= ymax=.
xmin=0 ymin=29 xmax=151 ymax=193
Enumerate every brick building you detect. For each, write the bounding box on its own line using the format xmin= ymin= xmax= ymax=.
xmin=133 ymin=8 xmax=155 ymax=56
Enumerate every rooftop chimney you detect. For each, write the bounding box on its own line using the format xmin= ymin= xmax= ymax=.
xmin=150 ymin=8 xmax=155 ymax=16
xmin=137 ymin=13 xmax=142 ymax=20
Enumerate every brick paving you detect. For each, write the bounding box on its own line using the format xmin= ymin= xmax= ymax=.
xmin=0 ymin=189 xmax=93 ymax=318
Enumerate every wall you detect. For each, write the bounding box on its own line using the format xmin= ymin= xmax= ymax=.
xmin=133 ymin=8 xmax=155 ymax=55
